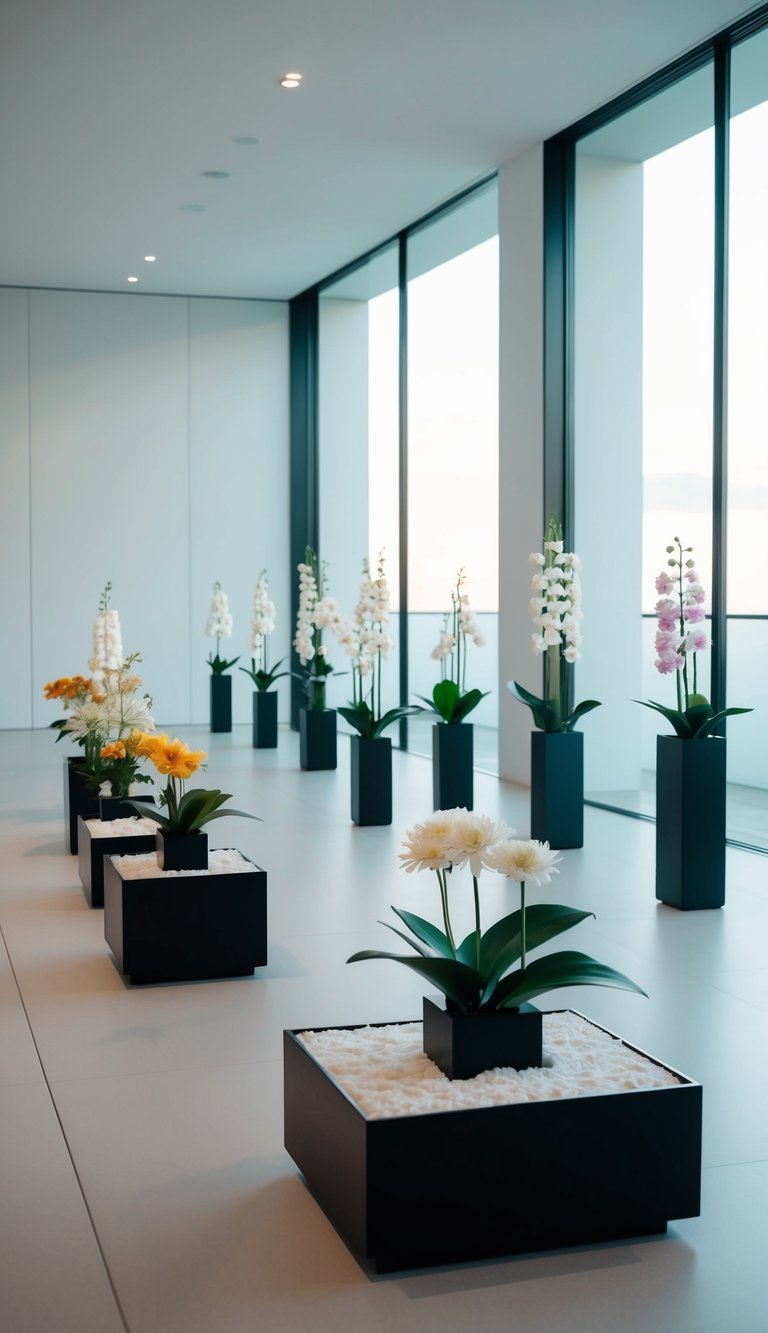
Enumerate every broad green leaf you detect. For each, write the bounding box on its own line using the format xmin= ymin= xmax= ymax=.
xmin=453 ymin=688 xmax=489 ymax=723
xmin=338 ymin=703 xmax=375 ymax=738
xmin=371 ymin=705 xmax=424 ymax=739
xmin=189 ymin=807 xmax=260 ymax=828
xmin=123 ymin=800 xmax=169 ymax=830
xmin=346 ymin=950 xmax=481 ymax=1011
xmin=692 ymin=705 xmax=753 ymax=739
xmin=564 ymin=699 xmax=602 ymax=731
xmin=379 ymin=922 xmax=430 ymax=957
xmin=634 ymin=699 xmax=692 ymax=739
xmin=432 ymin=679 xmax=460 ymax=723
xmin=508 ymin=680 xmax=556 ymax=732
xmin=488 ymin=950 xmax=647 ymax=1009
xmin=391 ymin=907 xmax=453 ymax=957
xmin=456 ymin=930 xmax=480 ymax=967
xmin=479 ymin=905 xmax=595 ymax=997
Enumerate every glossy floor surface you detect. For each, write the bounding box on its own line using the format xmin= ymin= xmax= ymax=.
xmin=1 ymin=726 xmax=766 ymax=1333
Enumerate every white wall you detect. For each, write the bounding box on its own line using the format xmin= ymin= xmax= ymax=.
xmin=0 ymin=287 xmax=289 ymax=730
xmin=498 ymin=145 xmax=545 ymax=785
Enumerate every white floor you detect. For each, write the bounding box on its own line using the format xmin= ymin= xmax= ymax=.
xmin=1 ymin=726 xmax=767 ymax=1333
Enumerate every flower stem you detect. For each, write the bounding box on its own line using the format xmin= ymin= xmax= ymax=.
xmin=437 ymin=869 xmax=456 ymax=957
xmin=520 ymin=881 xmax=527 ymax=971
xmin=472 ymin=875 xmax=481 ymax=971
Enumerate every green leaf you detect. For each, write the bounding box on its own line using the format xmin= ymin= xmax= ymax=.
xmin=634 ymin=699 xmax=692 ymax=739
xmin=691 ymin=705 xmax=753 ymax=739
xmin=479 ymin=904 xmax=595 ymax=996
xmin=564 ymin=699 xmax=602 ymax=731
xmin=390 ymin=907 xmax=453 ymax=957
xmin=456 ymin=930 xmax=480 ymax=967
xmin=452 ymin=688 xmax=489 ymax=723
xmin=508 ymin=680 xmax=557 ymax=732
xmin=371 ymin=705 xmax=424 ymax=739
xmin=123 ymin=799 xmax=170 ymax=830
xmin=488 ymin=950 xmax=647 ymax=1010
xmin=338 ymin=702 xmax=375 ymax=738
xmin=432 ymin=679 xmax=460 ymax=723
xmin=346 ymin=950 xmax=481 ymax=1011
xmin=379 ymin=922 xmax=430 ymax=957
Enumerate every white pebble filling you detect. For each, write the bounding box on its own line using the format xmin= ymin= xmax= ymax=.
xmin=85 ymin=817 xmax=158 ymax=837
xmin=111 ymin=849 xmax=254 ymax=878
xmin=298 ymin=1012 xmax=683 ymax=1119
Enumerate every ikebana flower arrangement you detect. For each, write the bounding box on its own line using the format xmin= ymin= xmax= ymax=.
xmin=419 ymin=569 xmax=488 ymax=724
xmin=293 ymin=547 xmax=344 ymax=709
xmin=44 ymin=674 xmax=100 ymax=753
xmin=47 ymin=654 xmax=155 ymax=780
xmin=638 ymin=536 xmax=751 ymax=739
xmin=347 ymin=809 xmax=645 ymax=1015
xmin=240 ymin=571 xmax=287 ymax=692
xmin=89 ymin=582 xmax=124 ymax=681
xmin=508 ymin=521 xmax=600 ymax=732
xmin=338 ymin=552 xmax=418 ymax=739
xmin=205 ymin=582 xmax=239 ymax=674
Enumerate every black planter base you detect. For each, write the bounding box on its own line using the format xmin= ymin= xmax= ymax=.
xmin=422 ymin=994 xmax=542 ymax=1078
xmin=656 ymin=736 xmax=726 ymax=910
xmin=210 ymin=674 xmax=232 ymax=732
xmin=300 ymin=708 xmax=337 ymax=770
xmin=156 ymin=829 xmax=208 ymax=872
xmin=284 ymin=1014 xmax=701 ymax=1273
xmin=530 ymin=731 xmax=584 ymax=849
xmin=103 ymin=851 xmax=268 ymax=985
xmin=252 ymin=690 xmax=278 ymax=748
xmin=77 ymin=816 xmax=156 ymax=909
xmin=350 ymin=737 xmax=392 ymax=826
xmin=64 ymin=756 xmax=99 ymax=855
xmin=98 ymin=794 xmax=154 ymax=822
xmin=432 ymin=723 xmax=473 ymax=810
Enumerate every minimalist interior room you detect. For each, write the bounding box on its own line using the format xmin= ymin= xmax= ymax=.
xmin=2 ymin=3 xmax=768 ymax=1331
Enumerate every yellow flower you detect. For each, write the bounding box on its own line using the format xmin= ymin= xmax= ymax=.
xmin=99 ymin=741 xmax=126 ymax=761
xmin=133 ymin=731 xmax=164 ymax=759
xmin=148 ymin=736 xmax=207 ymax=780
xmin=123 ymin=729 xmax=147 ymax=757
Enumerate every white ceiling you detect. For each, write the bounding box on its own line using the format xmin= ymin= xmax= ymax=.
xmin=0 ymin=0 xmax=761 ymax=300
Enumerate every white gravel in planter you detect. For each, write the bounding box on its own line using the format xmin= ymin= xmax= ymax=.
xmin=111 ymin=849 xmax=254 ymax=878
xmin=298 ymin=1012 xmax=683 ymax=1119
xmin=85 ymin=817 xmax=159 ymax=837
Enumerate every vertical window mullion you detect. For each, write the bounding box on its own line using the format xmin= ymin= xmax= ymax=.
xmin=398 ymin=231 xmax=409 ymax=750
xmin=712 ymin=39 xmax=730 ymax=719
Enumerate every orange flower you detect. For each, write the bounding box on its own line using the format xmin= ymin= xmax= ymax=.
xmin=147 ymin=736 xmax=207 ymax=780
xmin=99 ymin=741 xmax=126 ymax=761
xmin=43 ymin=677 xmax=71 ymax=700
xmin=123 ymin=729 xmax=148 ymax=757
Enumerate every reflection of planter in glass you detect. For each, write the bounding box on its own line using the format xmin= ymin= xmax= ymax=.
xmin=530 ymin=731 xmax=583 ymax=850
xmin=300 ymin=708 xmax=337 ymax=771
xmin=252 ymin=691 xmax=278 ymax=748
xmin=77 ymin=815 xmax=156 ymax=909
xmin=432 ymin=723 xmax=473 ymax=811
xmin=350 ymin=737 xmax=391 ymax=826
xmin=284 ymin=1014 xmax=702 ymax=1273
xmin=656 ymin=735 xmax=726 ymax=910
xmin=156 ymin=829 xmax=208 ymax=872
xmin=422 ymin=994 xmax=542 ymax=1079
xmin=64 ymin=756 xmax=99 ymax=855
xmin=210 ymin=674 xmax=232 ymax=732
xmin=104 ymin=850 xmax=268 ymax=985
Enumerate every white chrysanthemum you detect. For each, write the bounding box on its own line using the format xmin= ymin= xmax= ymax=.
xmin=443 ymin=809 xmax=512 ymax=877
xmin=399 ymin=816 xmax=455 ymax=873
xmin=205 ymin=583 xmax=233 ymax=639
xmin=485 ymin=839 xmax=562 ymax=885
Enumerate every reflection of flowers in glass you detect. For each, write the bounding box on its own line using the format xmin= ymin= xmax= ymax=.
xmin=89 ymin=582 xmax=124 ymax=680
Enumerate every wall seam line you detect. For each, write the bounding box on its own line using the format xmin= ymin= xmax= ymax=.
xmin=27 ymin=289 xmax=34 ymax=727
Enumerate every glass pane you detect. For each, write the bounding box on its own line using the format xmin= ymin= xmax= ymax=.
xmin=727 ymin=30 xmax=768 ymax=847
xmin=406 ymin=182 xmax=499 ymax=771
xmin=318 ymin=244 xmax=401 ymax=722
xmin=573 ymin=64 xmax=715 ymax=815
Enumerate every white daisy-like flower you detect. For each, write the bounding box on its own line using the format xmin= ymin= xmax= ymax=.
xmin=443 ymin=809 xmax=512 ymax=877
xmin=485 ymin=839 xmax=562 ymax=885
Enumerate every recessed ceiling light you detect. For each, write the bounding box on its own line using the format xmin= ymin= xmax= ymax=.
xmin=179 ymin=203 xmax=206 ymax=212
xmin=280 ymin=72 xmax=302 ymax=88
xmin=202 ymin=169 xmax=230 ymax=179
xmin=144 ymin=255 xmax=156 ymax=263
xmin=232 ymin=135 xmax=261 ymax=145
xmin=127 ymin=276 xmax=139 ymax=283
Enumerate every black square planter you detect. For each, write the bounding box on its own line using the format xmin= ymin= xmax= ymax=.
xmin=284 ymin=1014 xmax=702 ymax=1273
xmin=432 ymin=723 xmax=473 ymax=810
xmin=99 ymin=794 xmax=154 ymax=822
xmin=64 ymin=756 xmax=99 ymax=855
xmin=350 ymin=736 xmax=392 ymax=826
xmin=300 ymin=708 xmax=337 ymax=770
xmin=656 ymin=735 xmax=726 ymax=910
xmin=77 ymin=815 xmax=156 ymax=909
xmin=210 ymin=674 xmax=232 ymax=732
xmin=252 ymin=690 xmax=278 ymax=748
xmin=530 ymin=730 xmax=584 ymax=849
xmin=422 ymin=994 xmax=542 ymax=1078
xmin=103 ymin=850 xmax=268 ymax=985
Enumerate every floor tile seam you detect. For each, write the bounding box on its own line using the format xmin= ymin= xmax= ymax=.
xmin=45 ymin=1053 xmax=284 ymax=1088
xmin=0 ymin=916 xmax=132 ymax=1333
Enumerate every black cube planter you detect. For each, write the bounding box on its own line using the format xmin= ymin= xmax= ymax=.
xmin=77 ymin=815 xmax=156 ymax=909
xmin=300 ymin=708 xmax=337 ymax=770
xmin=156 ymin=829 xmax=208 ymax=871
xmin=656 ymin=735 xmax=726 ymax=910
xmin=432 ymin=723 xmax=473 ymax=810
xmin=284 ymin=1013 xmax=702 ymax=1273
xmin=64 ymin=756 xmax=99 ymax=855
xmin=210 ymin=673 xmax=232 ymax=732
xmin=530 ymin=730 xmax=584 ymax=849
xmin=350 ymin=736 xmax=392 ymax=826
xmin=252 ymin=690 xmax=278 ymax=748
xmin=99 ymin=794 xmax=154 ymax=822
xmin=103 ymin=850 xmax=268 ymax=985
xmin=422 ymin=994 xmax=542 ymax=1079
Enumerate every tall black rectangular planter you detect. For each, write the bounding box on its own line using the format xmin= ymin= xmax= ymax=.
xmin=284 ymin=1014 xmax=702 ymax=1273
xmin=64 ymin=756 xmax=99 ymax=855
xmin=252 ymin=691 xmax=278 ymax=748
xmin=656 ymin=735 xmax=726 ymax=910
xmin=350 ymin=737 xmax=392 ymax=826
xmin=530 ymin=730 xmax=584 ymax=849
xmin=432 ymin=723 xmax=473 ymax=810
xmin=77 ymin=816 xmax=156 ymax=909
xmin=210 ymin=674 xmax=232 ymax=732
xmin=300 ymin=708 xmax=337 ymax=770
xmin=103 ymin=850 xmax=268 ymax=985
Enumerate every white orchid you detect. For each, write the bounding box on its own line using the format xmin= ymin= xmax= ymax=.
xmin=89 ymin=582 xmax=123 ymax=680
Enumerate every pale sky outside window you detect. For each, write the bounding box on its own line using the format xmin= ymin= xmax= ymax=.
xmin=368 ymin=237 xmax=499 ymax=614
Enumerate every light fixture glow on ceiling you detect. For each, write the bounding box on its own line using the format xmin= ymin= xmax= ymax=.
xmin=280 ymin=72 xmax=302 ymax=88
xmin=144 ymin=255 xmax=156 ymax=263
xmin=127 ymin=276 xmax=138 ymax=283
